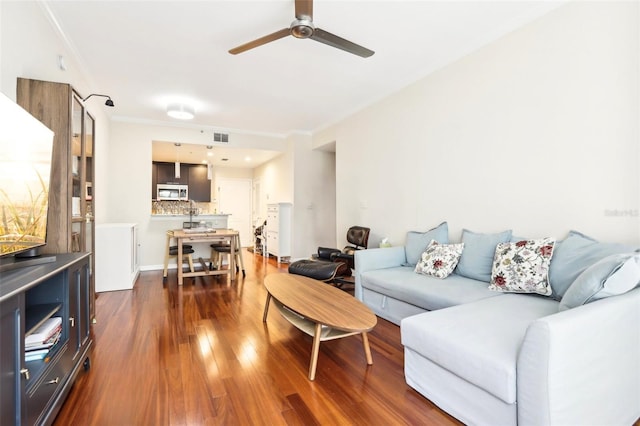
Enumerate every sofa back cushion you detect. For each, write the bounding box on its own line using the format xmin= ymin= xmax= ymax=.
xmin=549 ymin=231 xmax=635 ymax=300
xmin=455 ymin=229 xmax=512 ymax=282
xmin=559 ymin=252 xmax=640 ymax=310
xmin=404 ymin=221 xmax=449 ymax=266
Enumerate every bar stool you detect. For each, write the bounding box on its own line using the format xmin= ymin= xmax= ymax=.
xmin=163 ymin=231 xmax=195 ymax=282
xmin=209 ymin=234 xmax=245 ymax=277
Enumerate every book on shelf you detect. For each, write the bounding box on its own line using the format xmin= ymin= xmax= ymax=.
xmin=25 ymin=328 xmax=61 ymax=351
xmin=25 ymin=316 xmax=62 ymax=346
xmin=25 ymin=351 xmax=50 ymax=362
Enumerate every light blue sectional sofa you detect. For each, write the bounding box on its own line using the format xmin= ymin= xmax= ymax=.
xmin=354 ymin=223 xmax=640 ymax=426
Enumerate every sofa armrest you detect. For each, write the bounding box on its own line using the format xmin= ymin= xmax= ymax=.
xmin=354 ymin=246 xmax=407 ymax=300
xmin=517 ymin=287 xmax=640 ymax=426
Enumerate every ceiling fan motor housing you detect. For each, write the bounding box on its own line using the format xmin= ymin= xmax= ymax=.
xmin=290 ymin=19 xmax=314 ymax=38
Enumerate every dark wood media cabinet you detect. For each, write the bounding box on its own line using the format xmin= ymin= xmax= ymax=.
xmin=0 ymin=253 xmax=93 ymax=425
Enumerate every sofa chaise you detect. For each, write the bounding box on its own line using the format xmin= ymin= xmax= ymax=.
xmin=354 ymin=222 xmax=640 ymax=425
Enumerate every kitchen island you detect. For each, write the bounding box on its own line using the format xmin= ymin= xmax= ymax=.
xmin=150 ymin=213 xmax=230 ymax=229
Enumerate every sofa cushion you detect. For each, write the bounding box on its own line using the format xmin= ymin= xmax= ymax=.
xmin=489 ymin=237 xmax=556 ymax=296
xmin=455 ymin=229 xmax=512 ymax=282
xmin=401 ymin=294 xmax=559 ymax=404
xmin=549 ymin=231 xmax=636 ymax=300
xmin=559 ymin=252 xmax=640 ymax=310
xmin=404 ymin=221 xmax=449 ymax=266
xmin=360 ymin=266 xmax=500 ymax=311
xmin=414 ymin=240 xmax=464 ymax=279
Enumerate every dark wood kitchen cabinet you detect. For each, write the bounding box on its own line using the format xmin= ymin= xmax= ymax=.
xmin=188 ymin=165 xmax=211 ymax=202
xmin=151 ymin=162 xmax=157 ymax=199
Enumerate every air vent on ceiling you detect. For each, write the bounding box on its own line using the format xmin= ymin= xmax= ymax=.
xmin=213 ymin=132 xmax=229 ymax=143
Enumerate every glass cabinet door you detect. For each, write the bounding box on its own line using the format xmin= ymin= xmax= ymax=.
xmin=84 ymin=111 xmax=94 ymax=252
xmin=84 ymin=111 xmax=96 ymax=321
xmin=71 ymin=95 xmax=84 ymax=253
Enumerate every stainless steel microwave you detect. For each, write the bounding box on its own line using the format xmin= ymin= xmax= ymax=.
xmin=156 ymin=184 xmax=188 ymax=201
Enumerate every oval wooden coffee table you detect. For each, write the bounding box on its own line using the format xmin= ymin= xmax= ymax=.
xmin=263 ymin=273 xmax=377 ymax=380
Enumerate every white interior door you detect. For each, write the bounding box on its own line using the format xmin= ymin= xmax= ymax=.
xmin=218 ymin=178 xmax=252 ymax=247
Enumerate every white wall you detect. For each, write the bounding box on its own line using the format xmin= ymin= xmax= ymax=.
xmin=334 ymin=1 xmax=640 ymax=247
xmin=253 ymin=150 xmax=294 ymax=214
xmin=291 ymin=133 xmax=337 ymax=259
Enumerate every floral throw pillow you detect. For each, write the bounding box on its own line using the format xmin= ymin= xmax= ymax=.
xmin=489 ymin=237 xmax=556 ymax=296
xmin=415 ymin=240 xmax=464 ymax=279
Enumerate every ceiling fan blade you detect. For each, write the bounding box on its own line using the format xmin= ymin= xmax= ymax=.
xmin=310 ymin=28 xmax=374 ymax=58
xmin=295 ymin=0 xmax=313 ymax=20
xmin=229 ymin=28 xmax=290 ymax=55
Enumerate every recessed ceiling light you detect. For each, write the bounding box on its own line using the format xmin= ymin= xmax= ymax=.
xmin=245 ymin=156 xmax=251 ymax=162
xmin=167 ymin=103 xmax=195 ymax=120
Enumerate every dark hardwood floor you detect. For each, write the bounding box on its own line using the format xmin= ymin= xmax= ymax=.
xmin=53 ymin=250 xmax=461 ymax=425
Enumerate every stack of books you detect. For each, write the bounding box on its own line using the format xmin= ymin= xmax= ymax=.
xmin=25 ymin=317 xmax=62 ymax=362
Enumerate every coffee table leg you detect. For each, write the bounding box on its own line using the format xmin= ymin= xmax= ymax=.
xmin=309 ymin=323 xmax=322 ymax=381
xmin=362 ymin=332 xmax=373 ymax=365
xmin=262 ymin=293 xmax=272 ymax=323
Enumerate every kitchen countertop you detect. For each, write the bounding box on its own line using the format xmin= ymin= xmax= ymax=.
xmin=150 ymin=213 xmax=230 ymax=220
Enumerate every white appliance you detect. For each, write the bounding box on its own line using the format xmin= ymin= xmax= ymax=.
xmin=156 ymin=184 xmax=188 ymax=201
xmin=96 ymin=223 xmax=139 ymax=292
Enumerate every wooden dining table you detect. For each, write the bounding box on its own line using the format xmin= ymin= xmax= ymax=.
xmin=172 ymin=228 xmax=242 ymax=285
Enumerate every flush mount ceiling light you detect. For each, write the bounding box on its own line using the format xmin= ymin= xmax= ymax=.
xmin=167 ymin=103 xmax=195 ymax=120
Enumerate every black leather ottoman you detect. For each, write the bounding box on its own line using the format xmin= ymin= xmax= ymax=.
xmin=288 ymin=259 xmax=350 ymax=283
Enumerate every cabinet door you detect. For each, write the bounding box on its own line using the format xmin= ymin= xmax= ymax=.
xmin=156 ymin=162 xmax=174 ymax=184
xmin=151 ymin=163 xmax=158 ymax=199
xmin=267 ymin=231 xmax=279 ymax=255
xmin=0 ymin=294 xmax=24 ymax=426
xmin=80 ymin=261 xmax=91 ymax=347
xmin=70 ymin=95 xmax=84 ymax=256
xmin=83 ymin=111 xmax=96 ymax=321
xmin=67 ymin=266 xmax=79 ymax=361
xmin=67 ymin=258 xmax=90 ymax=361
xmin=188 ymin=164 xmax=211 ymax=202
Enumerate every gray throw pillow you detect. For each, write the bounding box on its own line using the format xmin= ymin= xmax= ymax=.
xmin=454 ymin=228 xmax=512 ymax=283
xmin=559 ymin=252 xmax=640 ymax=311
xmin=549 ymin=230 xmax=635 ymax=300
xmin=404 ymin=222 xmax=449 ymax=266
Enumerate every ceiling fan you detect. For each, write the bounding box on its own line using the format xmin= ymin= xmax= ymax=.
xmin=228 ymin=0 xmax=374 ymax=58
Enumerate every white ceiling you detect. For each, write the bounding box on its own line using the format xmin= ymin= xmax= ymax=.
xmin=152 ymin=140 xmax=282 ymax=167
xmin=43 ymin=0 xmax=562 ymax=165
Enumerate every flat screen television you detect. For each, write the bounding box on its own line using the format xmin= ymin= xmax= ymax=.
xmin=0 ymin=92 xmax=55 ymax=272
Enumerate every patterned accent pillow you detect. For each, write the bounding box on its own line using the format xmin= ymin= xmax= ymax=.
xmin=415 ymin=240 xmax=464 ymax=279
xmin=489 ymin=237 xmax=556 ymax=295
